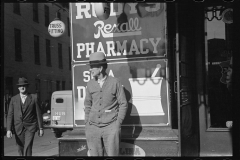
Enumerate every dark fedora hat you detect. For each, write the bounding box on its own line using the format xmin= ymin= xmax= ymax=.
xmin=88 ymin=52 xmax=108 ymax=66
xmin=16 ymin=77 xmax=29 ymax=86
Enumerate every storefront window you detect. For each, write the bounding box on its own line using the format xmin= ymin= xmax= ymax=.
xmin=205 ymin=5 xmax=233 ymax=128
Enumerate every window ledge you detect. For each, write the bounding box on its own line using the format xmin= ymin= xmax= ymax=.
xmin=206 ymin=127 xmax=231 ymax=132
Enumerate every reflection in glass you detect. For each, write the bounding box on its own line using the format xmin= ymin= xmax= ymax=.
xmin=205 ymin=6 xmax=233 ymax=128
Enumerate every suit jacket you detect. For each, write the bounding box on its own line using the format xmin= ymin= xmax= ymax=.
xmin=7 ymin=93 xmax=43 ymax=135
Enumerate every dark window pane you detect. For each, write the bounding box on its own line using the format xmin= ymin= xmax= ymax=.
xmin=46 ymin=39 xmax=51 ymax=66
xmin=47 ymin=80 xmax=52 ymax=100
xmin=14 ymin=28 xmax=22 ymax=61
xmin=44 ymin=5 xmax=49 ymax=27
xmin=13 ymin=3 xmax=20 ymax=15
xmin=56 ymin=80 xmax=60 ymax=91
xmin=34 ymin=35 xmax=40 ymax=64
xmin=33 ymin=3 xmax=39 ymax=22
xmin=58 ymin=43 xmax=63 ymax=69
xmin=205 ymin=5 xmax=233 ymax=128
xmin=5 ymin=77 xmax=13 ymax=115
xmin=56 ymin=98 xmax=63 ymax=103
xmin=62 ymin=81 xmax=65 ymax=90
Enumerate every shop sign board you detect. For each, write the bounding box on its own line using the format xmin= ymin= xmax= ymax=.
xmin=48 ymin=19 xmax=66 ymax=37
xmin=70 ymin=3 xmax=167 ymax=63
xmin=70 ymin=3 xmax=169 ymax=127
xmin=73 ymin=59 xmax=170 ymax=126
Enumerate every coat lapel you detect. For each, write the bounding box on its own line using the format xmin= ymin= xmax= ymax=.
xmin=17 ymin=94 xmax=23 ymax=113
xmin=23 ymin=94 xmax=32 ymax=113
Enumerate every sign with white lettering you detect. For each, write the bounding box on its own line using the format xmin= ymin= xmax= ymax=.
xmin=70 ymin=3 xmax=169 ymax=127
xmin=72 ymin=60 xmax=170 ymax=126
xmin=94 ymin=3 xmax=111 ymax=20
xmin=119 ymin=142 xmax=145 ymax=156
xmin=70 ymin=3 xmax=166 ymax=63
xmin=48 ymin=19 xmax=66 ymax=37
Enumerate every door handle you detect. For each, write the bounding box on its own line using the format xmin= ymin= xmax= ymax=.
xmin=174 ymin=81 xmax=177 ymax=93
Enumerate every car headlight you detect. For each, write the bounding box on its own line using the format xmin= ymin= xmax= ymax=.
xmin=43 ymin=116 xmax=50 ymax=120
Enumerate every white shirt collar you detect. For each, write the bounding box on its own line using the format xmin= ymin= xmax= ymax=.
xmin=20 ymin=93 xmax=28 ymax=98
xmin=97 ymin=75 xmax=107 ymax=84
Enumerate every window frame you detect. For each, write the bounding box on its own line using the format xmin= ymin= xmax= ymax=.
xmin=204 ymin=5 xmax=233 ymax=131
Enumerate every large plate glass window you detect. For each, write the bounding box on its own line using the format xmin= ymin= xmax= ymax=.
xmin=205 ymin=4 xmax=233 ymax=129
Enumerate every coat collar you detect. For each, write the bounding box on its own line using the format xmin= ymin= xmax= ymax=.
xmin=24 ymin=93 xmax=32 ymax=106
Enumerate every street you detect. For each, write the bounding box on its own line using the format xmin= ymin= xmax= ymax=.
xmin=4 ymin=128 xmax=70 ymax=156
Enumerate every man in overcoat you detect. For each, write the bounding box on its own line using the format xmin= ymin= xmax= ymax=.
xmin=6 ymin=77 xmax=44 ymax=156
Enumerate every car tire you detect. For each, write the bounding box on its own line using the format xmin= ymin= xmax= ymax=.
xmin=54 ymin=131 xmax=62 ymax=138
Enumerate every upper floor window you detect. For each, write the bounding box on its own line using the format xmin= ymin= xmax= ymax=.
xmin=14 ymin=28 xmax=22 ymax=61
xmin=34 ymin=35 xmax=40 ymax=65
xmin=13 ymin=3 xmax=20 ymax=15
xmin=33 ymin=3 xmax=39 ymax=23
xmin=46 ymin=39 xmax=51 ymax=67
xmin=44 ymin=5 xmax=49 ymax=27
xmin=58 ymin=43 xmax=63 ymax=69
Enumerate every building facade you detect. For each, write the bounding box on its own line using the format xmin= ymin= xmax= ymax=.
xmin=3 ymin=2 xmax=240 ymax=156
xmin=4 ymin=3 xmax=71 ymax=106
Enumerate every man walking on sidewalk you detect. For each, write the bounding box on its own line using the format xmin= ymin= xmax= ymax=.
xmin=6 ymin=77 xmax=44 ymax=156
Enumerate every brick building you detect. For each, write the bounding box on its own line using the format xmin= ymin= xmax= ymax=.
xmin=4 ymin=3 xmax=71 ymax=106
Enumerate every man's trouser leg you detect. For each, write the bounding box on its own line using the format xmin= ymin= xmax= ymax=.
xmin=15 ymin=132 xmax=24 ymax=156
xmin=85 ymin=122 xmax=104 ymax=156
xmin=24 ymin=128 xmax=35 ymax=156
xmin=102 ymin=120 xmax=121 ymax=156
xmin=15 ymin=127 xmax=35 ymax=156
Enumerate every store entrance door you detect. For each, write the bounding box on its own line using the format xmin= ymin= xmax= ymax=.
xmin=175 ymin=3 xmax=200 ymax=156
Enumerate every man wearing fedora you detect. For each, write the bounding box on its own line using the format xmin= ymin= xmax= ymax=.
xmin=84 ymin=52 xmax=128 ymax=156
xmin=6 ymin=77 xmax=44 ymax=156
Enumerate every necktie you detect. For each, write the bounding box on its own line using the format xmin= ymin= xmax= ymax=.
xmin=21 ymin=95 xmax=27 ymax=103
